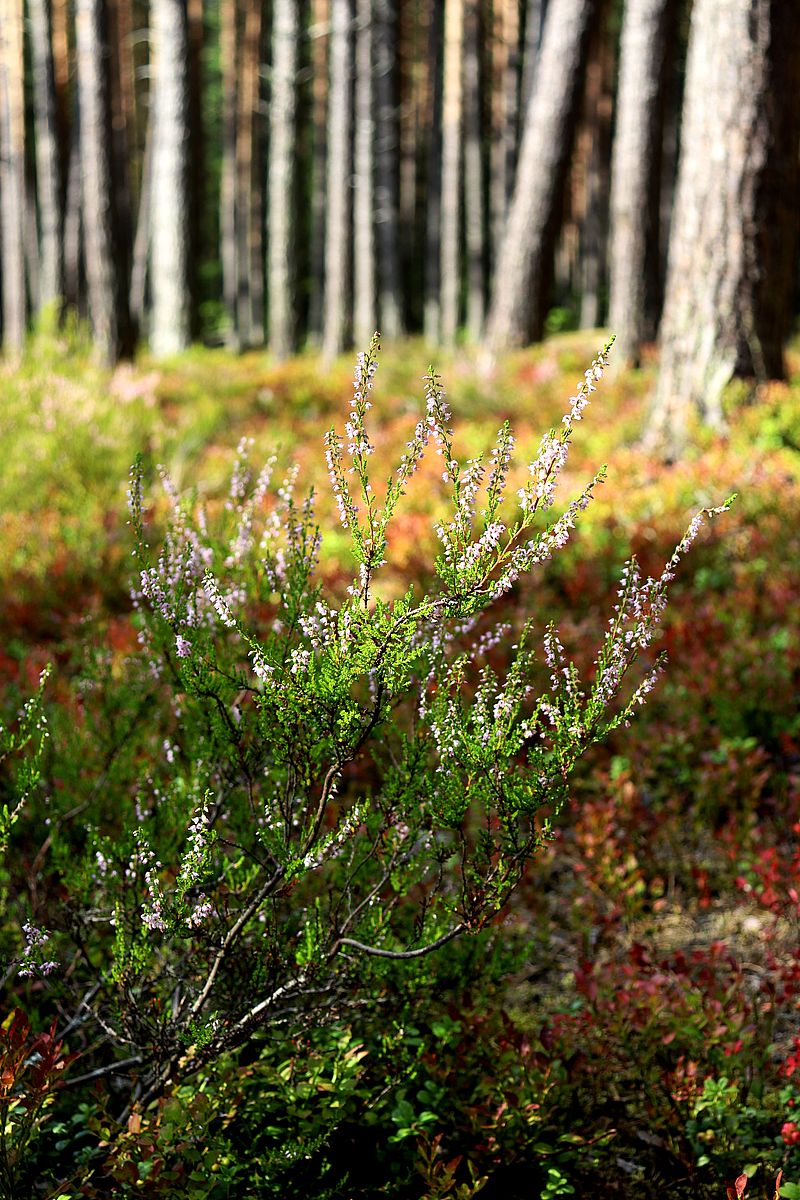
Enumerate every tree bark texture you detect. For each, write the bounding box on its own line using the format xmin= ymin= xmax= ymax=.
xmin=149 ymin=0 xmax=190 ymax=357
xmin=0 ymin=0 xmax=27 ymax=352
xmin=321 ymin=0 xmax=353 ymax=363
xmin=439 ymin=0 xmax=464 ymax=346
xmin=650 ymin=0 xmax=800 ymax=453
xmin=485 ymin=0 xmax=597 ymax=351
xmin=608 ymin=0 xmax=674 ymax=365
xmin=28 ymin=0 xmax=63 ymax=318
xmin=268 ymin=0 xmax=299 ymax=358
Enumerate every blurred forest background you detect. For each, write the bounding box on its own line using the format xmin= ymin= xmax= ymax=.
xmin=0 ymin=0 xmax=798 ymax=448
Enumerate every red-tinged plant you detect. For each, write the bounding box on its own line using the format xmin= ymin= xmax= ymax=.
xmin=0 ymin=1009 xmax=78 ymax=1200
xmin=727 ymin=1173 xmax=749 ymax=1200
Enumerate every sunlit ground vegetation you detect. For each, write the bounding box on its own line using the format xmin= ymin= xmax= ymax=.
xmin=2 ymin=330 xmax=800 ymax=1198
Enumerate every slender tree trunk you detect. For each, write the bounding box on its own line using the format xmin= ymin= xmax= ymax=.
xmin=489 ymin=1 xmax=508 ymax=270
xmin=149 ymin=0 xmax=190 ymax=357
xmin=307 ymin=0 xmax=329 ymax=344
xmin=28 ymin=0 xmax=63 ymax=320
xmin=236 ymin=0 xmax=262 ymax=347
xmin=353 ymin=0 xmax=376 ymax=348
xmin=608 ymin=0 xmax=674 ymax=365
xmin=25 ymin=178 xmax=42 ymax=314
xmin=321 ymin=0 xmax=353 ymax=363
xmin=489 ymin=0 xmax=522 ymax=273
xmin=130 ymin=109 xmax=153 ymax=329
xmin=397 ymin=0 xmax=419 ymax=298
xmin=219 ymin=0 xmax=239 ymax=349
xmin=578 ymin=29 xmax=613 ymax=330
xmin=440 ymin=0 xmax=464 ymax=346
xmin=106 ymin=0 xmax=134 ymax=326
xmin=51 ymin=0 xmax=70 ymax=173
xmin=463 ymin=0 xmax=484 ymax=340
xmin=649 ymin=0 xmax=800 ymax=454
xmin=521 ymin=0 xmax=546 ymax=113
xmin=186 ymin=0 xmax=204 ymax=338
xmin=373 ymin=0 xmax=403 ymax=339
xmin=0 ymin=0 xmax=27 ymax=353
xmin=485 ymin=0 xmax=597 ymax=352
xmin=268 ymin=0 xmax=299 ymax=358
xmin=63 ymin=134 xmax=83 ymax=312
xmin=423 ymin=0 xmax=443 ymax=343
xmin=75 ymin=0 xmax=127 ymax=362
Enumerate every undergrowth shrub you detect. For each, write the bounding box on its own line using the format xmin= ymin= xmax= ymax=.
xmin=1 ymin=336 xmax=731 ymax=1196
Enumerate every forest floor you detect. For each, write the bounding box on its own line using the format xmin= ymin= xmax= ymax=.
xmin=3 ymin=329 xmax=800 ymax=1197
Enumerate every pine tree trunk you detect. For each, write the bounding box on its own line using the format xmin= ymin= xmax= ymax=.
xmin=439 ymin=0 xmax=464 ymax=346
xmin=28 ymin=0 xmax=63 ymax=320
xmin=353 ymin=0 xmax=376 ymax=348
xmin=489 ymin=1 xmax=508 ymax=270
xmin=373 ymin=0 xmax=403 ymax=339
xmin=149 ymin=0 xmax=190 ymax=357
xmin=0 ymin=0 xmax=27 ymax=353
xmin=463 ymin=0 xmax=484 ymax=340
xmin=63 ymin=134 xmax=83 ymax=312
xmin=397 ymin=0 xmax=419 ymax=298
xmin=307 ymin=0 xmax=329 ymax=344
xmin=107 ymin=0 xmax=134 ymax=327
xmin=608 ymin=0 xmax=674 ymax=365
xmin=236 ymin=0 xmax=262 ymax=347
xmin=423 ymin=0 xmax=443 ymax=343
xmin=130 ymin=110 xmax=153 ymax=329
xmin=268 ymin=0 xmax=299 ymax=359
xmin=520 ymin=0 xmax=546 ymax=112
xmin=321 ymin=0 xmax=353 ymax=363
xmin=485 ymin=0 xmax=597 ymax=352
xmin=578 ymin=30 xmax=614 ymax=330
xmin=649 ymin=0 xmax=800 ymax=453
xmin=75 ymin=0 xmax=125 ymax=362
xmin=219 ymin=0 xmax=239 ymax=349
xmin=186 ymin=0 xmax=204 ymax=338
xmin=25 ymin=178 xmax=42 ymax=315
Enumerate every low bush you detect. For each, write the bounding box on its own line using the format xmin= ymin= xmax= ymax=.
xmin=0 ymin=337 xmax=731 ymax=1196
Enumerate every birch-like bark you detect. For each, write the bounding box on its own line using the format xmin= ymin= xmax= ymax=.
xmin=268 ymin=0 xmax=299 ymax=359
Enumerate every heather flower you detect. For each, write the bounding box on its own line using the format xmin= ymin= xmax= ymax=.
xmin=17 ymin=922 xmax=58 ymax=978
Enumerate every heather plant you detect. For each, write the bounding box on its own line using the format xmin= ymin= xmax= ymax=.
xmin=6 ymin=337 xmax=732 ymax=1191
